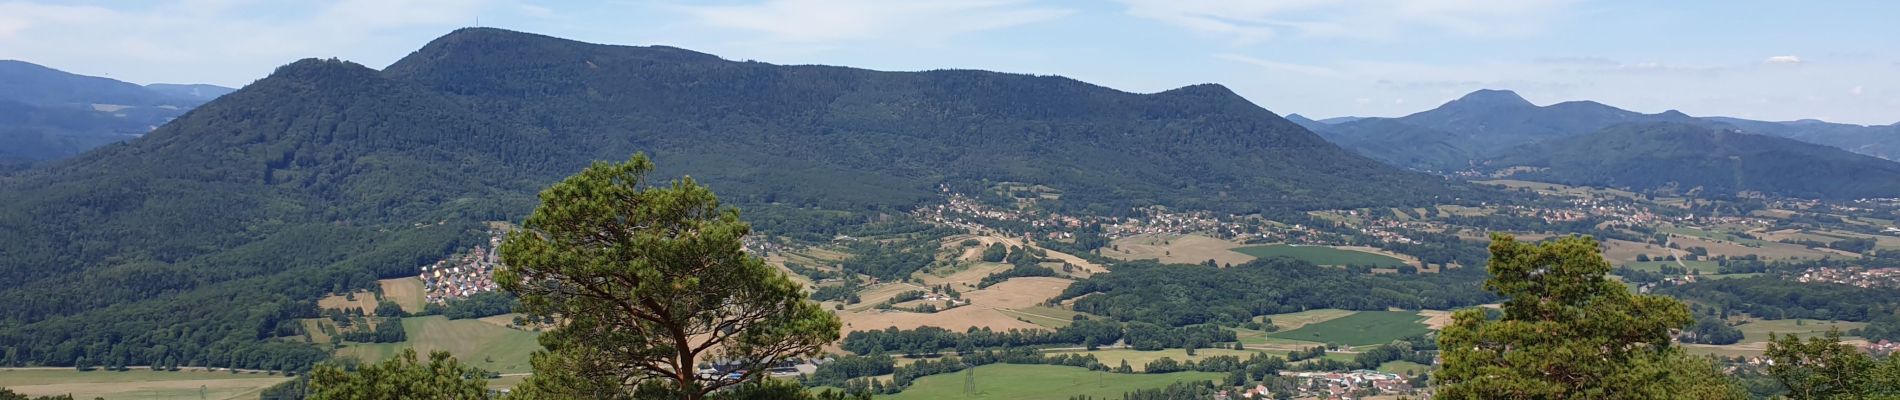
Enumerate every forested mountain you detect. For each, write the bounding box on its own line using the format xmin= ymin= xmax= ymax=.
xmin=1485 ymin=122 xmax=1900 ymax=199
xmin=0 ymin=60 xmax=233 ymax=163
xmin=0 ymin=28 xmax=1475 ymax=369
xmin=1307 ymin=89 xmax=1900 ymax=173
xmin=1306 ymin=89 xmax=1709 ymax=170
xmin=1705 ymin=117 xmax=1900 ymax=160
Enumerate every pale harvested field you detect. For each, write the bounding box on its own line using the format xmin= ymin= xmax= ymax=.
xmin=838 ymin=277 xmax=1072 ymax=335
xmin=839 ymin=305 xmax=1042 ymax=334
xmin=1335 ymin=245 xmax=1425 ymax=268
xmin=955 ymin=233 xmax=1105 ymax=275
xmin=1102 ymin=233 xmax=1254 ymax=266
xmin=1256 ymin=309 xmax=1356 ymax=331
xmin=845 ymin=282 xmax=930 ymax=312
xmin=379 ymin=277 xmax=427 ymax=314
xmin=0 ymin=369 xmax=287 ymax=400
xmin=963 ymin=277 xmax=1073 ymax=308
xmin=1416 ymin=310 xmax=1454 ymax=329
xmin=317 ymin=290 xmax=379 ymax=314
xmin=1667 ymin=234 xmax=1848 ymax=260
xmin=1600 ymin=239 xmax=1667 ymax=263
xmin=917 ymin=261 xmax=1010 ymax=291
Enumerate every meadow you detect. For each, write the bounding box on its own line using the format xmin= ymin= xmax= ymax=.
xmin=877 ymin=363 xmax=1221 ymax=399
xmin=1231 ymin=245 xmax=1408 ymax=268
xmin=0 ymin=368 xmax=288 ymax=400
xmin=333 ymin=315 xmax=540 ymax=374
xmin=1267 ymin=311 xmax=1430 ymax=346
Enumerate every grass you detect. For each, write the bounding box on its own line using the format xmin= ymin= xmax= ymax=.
xmin=334 ymin=315 xmax=540 ymax=373
xmin=379 ymin=277 xmax=428 ymax=314
xmin=1377 ymin=360 xmax=1431 ymax=375
xmin=1044 ymin=348 xmax=1259 ymax=372
xmin=1231 ymin=245 xmax=1407 ymax=267
xmin=878 ymin=363 xmax=1221 ymax=399
xmin=1734 ymin=319 xmax=1868 ymax=343
xmin=998 ymin=306 xmax=1085 ymax=329
xmin=1662 ymin=226 xmax=1771 ymax=247
xmin=1267 ymin=311 xmax=1430 ymax=346
xmin=0 ymin=369 xmax=289 ymax=400
xmin=1622 ymin=260 xmax=1721 ymax=274
xmin=1257 ymin=309 xmax=1357 ymax=331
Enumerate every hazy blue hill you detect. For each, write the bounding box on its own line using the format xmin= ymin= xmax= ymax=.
xmin=0 ymin=60 xmax=232 ymax=161
xmin=1705 ymin=116 xmax=1900 ymax=160
xmin=0 ymin=28 xmax=1480 ymax=368
xmin=143 ymin=83 xmax=237 ymax=104
xmin=1486 ymin=122 xmax=1900 ymax=199
xmin=1314 ymin=118 xmax=1474 ymax=171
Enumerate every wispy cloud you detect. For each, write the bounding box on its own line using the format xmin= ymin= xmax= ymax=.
xmin=1764 ymin=55 xmax=1803 ymax=64
xmin=0 ymin=0 xmax=528 ymax=85
xmin=672 ymin=0 xmax=1070 ymax=44
xmin=1215 ymin=53 xmax=1339 ymax=76
xmin=1119 ymin=0 xmax=1576 ymax=43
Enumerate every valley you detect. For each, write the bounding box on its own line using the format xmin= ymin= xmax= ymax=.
xmin=1 ymin=21 xmax=1898 ymax=400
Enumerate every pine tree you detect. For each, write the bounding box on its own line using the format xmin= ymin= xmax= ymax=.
xmin=1436 ymin=234 xmax=1743 ymax=399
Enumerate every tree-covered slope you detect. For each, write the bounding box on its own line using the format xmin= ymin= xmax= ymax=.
xmin=380 ymin=28 xmax=1470 ymax=213
xmin=0 ymin=28 xmax=1476 ymax=368
xmin=1486 ymin=122 xmax=1900 ymax=199
xmin=1306 ymin=89 xmax=1713 ymax=171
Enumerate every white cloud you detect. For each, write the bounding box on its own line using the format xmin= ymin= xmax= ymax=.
xmin=673 ymin=0 xmax=1070 ymax=44
xmin=1764 ymin=55 xmax=1803 ymax=64
xmin=1851 ymin=86 xmax=1864 ymax=95
xmin=0 ymin=0 xmax=535 ymax=85
xmin=1119 ymin=0 xmax=1576 ymax=43
xmin=1215 ymin=53 xmax=1339 ymax=76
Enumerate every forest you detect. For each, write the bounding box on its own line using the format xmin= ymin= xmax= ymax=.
xmin=1052 ymin=258 xmax=1496 ymax=327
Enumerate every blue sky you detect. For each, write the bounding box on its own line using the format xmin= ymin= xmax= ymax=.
xmin=2 ymin=0 xmax=1896 ymax=124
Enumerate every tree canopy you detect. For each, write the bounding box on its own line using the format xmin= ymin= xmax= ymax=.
xmin=496 ymin=154 xmax=840 ymax=399
xmin=1435 ymin=234 xmax=1742 ymax=399
xmin=307 ymin=348 xmax=487 ymax=400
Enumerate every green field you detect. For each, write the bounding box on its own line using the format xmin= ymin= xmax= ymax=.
xmin=1231 ymin=245 xmax=1406 ymax=267
xmin=878 ymin=364 xmax=1221 ymax=399
xmin=1734 ymin=319 xmax=1867 ymax=343
xmin=1267 ymin=311 xmax=1430 ymax=346
xmin=1377 ymin=360 xmax=1431 ymax=375
xmin=0 ymin=369 xmax=288 ymax=400
xmin=1043 ymin=348 xmax=1262 ymax=372
xmin=1623 ymin=260 xmax=1720 ymax=274
xmin=334 ymin=315 xmax=540 ymax=373
xmin=1661 ymin=226 xmax=1770 ymax=247
xmin=998 ymin=306 xmax=1087 ymax=329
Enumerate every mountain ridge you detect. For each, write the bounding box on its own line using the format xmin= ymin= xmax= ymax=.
xmin=0 ymin=27 xmax=1482 ymax=368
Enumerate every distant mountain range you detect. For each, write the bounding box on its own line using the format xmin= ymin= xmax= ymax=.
xmin=0 ymin=60 xmax=234 ymax=163
xmin=1296 ymin=89 xmax=1900 ymax=170
xmin=1295 ymin=89 xmax=1900 ymax=198
xmin=0 ymin=28 xmax=1479 ymax=367
xmin=1487 ymin=123 xmax=1900 ymax=199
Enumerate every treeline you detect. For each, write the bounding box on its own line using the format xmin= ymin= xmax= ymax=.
xmin=841 ymin=319 xmax=1129 ymax=355
xmin=423 ymin=292 xmax=517 ymax=320
xmin=1053 ymin=258 xmax=1494 ymax=327
xmin=1658 ymin=276 xmax=1900 ymax=321
xmin=0 ymin=222 xmax=482 ymax=371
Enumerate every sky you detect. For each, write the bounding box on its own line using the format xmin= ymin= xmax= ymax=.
xmin=2 ymin=0 xmax=1897 ymax=125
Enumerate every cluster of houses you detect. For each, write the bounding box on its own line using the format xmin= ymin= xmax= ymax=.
xmin=1795 ymin=266 xmax=1900 ymax=289
xmin=1274 ymin=370 xmax=1416 ymax=399
xmin=420 ymin=234 xmax=504 ymax=304
xmin=1866 ymin=340 xmax=1898 ymax=356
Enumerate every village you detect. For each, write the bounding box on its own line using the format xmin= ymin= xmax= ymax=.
xmin=418 ymin=233 xmax=505 ymax=304
xmin=1214 ymin=370 xmax=1417 ymax=400
xmin=1796 ymin=266 xmax=1900 ymax=289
